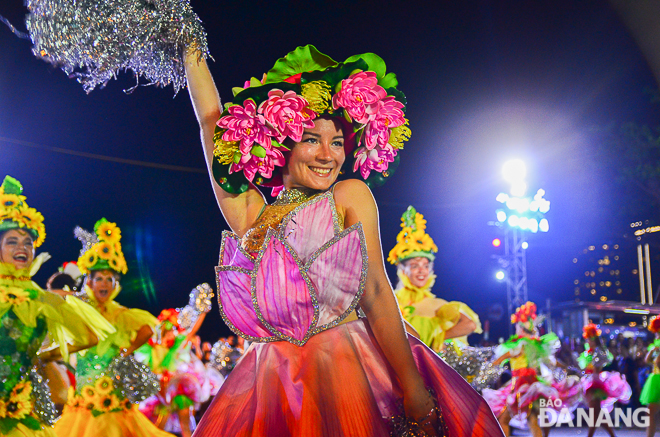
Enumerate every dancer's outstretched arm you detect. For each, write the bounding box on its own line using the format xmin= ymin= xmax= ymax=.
xmin=184 ymin=52 xmax=265 ymax=236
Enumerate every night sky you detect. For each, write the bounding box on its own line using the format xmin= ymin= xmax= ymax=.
xmin=1 ymin=0 xmax=658 ymax=342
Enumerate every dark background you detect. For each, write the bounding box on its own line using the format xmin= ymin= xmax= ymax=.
xmin=1 ymin=0 xmax=659 ymax=342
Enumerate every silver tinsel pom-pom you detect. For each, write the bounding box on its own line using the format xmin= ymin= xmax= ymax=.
xmin=177 ymin=283 xmax=214 ymax=332
xmin=209 ymin=340 xmax=244 ymax=377
xmin=189 ymin=283 xmax=214 ymax=313
xmin=439 ymin=345 xmax=505 ymax=393
xmin=29 ymin=367 xmax=58 ymax=426
xmin=25 ymin=0 xmax=210 ymax=94
xmin=107 ymin=354 xmax=160 ymax=403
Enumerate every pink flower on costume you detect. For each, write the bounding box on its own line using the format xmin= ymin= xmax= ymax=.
xmin=332 ymin=71 xmax=387 ymax=124
xmin=259 ymin=90 xmax=317 ymax=142
xmin=217 ymin=100 xmax=275 ymax=154
xmin=231 ymin=147 xmax=285 ymax=182
xmin=353 ymin=144 xmax=397 ymax=179
xmin=362 ymin=97 xmax=406 ymax=150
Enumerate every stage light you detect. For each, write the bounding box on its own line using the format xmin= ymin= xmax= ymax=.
xmin=510 ymin=181 xmax=526 ymax=197
xmin=502 ymin=159 xmax=526 ymax=184
xmin=492 ymin=238 xmax=502 ymax=247
xmin=495 ymin=271 xmax=505 ymax=281
xmin=522 ymin=242 xmax=529 ymax=249
xmin=529 ymin=218 xmax=539 ymax=233
xmin=508 ymin=215 xmax=519 ymax=227
xmin=519 ymin=217 xmax=529 ymax=230
xmin=516 ymin=199 xmax=530 ymax=213
xmin=496 ymin=210 xmax=507 ymax=222
xmin=539 ymin=200 xmax=550 ymax=214
xmin=496 ymin=193 xmax=509 ymax=203
xmin=539 ymin=218 xmax=549 ymax=232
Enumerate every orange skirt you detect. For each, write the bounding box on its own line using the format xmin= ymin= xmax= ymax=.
xmin=193 ymin=319 xmax=502 ymax=436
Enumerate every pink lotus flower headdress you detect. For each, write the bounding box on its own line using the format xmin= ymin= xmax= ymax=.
xmin=212 ymin=45 xmax=411 ymax=194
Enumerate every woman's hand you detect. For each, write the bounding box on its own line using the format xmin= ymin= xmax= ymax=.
xmin=403 ymin=386 xmax=440 ymax=436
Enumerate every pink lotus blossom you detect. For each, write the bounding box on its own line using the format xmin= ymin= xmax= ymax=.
xmin=230 ymin=146 xmax=285 ymax=181
xmin=353 ymin=144 xmax=397 ymax=179
xmin=217 ymin=100 xmax=276 ymax=154
xmin=362 ymin=97 xmax=406 ymax=150
xmin=259 ymin=90 xmax=316 ymax=142
xmin=332 ymin=71 xmax=387 ymax=124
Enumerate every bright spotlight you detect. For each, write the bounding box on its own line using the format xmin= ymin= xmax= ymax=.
xmin=502 ymin=159 xmax=526 ymax=183
xmin=539 ymin=218 xmax=549 ymax=232
xmin=516 ymin=198 xmax=530 ymax=213
xmin=522 ymin=242 xmax=529 ymax=249
xmin=496 ymin=193 xmax=509 ymax=203
xmin=510 ymin=181 xmax=527 ymax=197
xmin=539 ymin=200 xmax=550 ymax=214
xmin=492 ymin=238 xmax=502 ymax=247
xmin=496 ymin=210 xmax=507 ymax=222
xmin=529 ymin=218 xmax=539 ymax=233
xmin=519 ymin=217 xmax=529 ymax=230
xmin=495 ymin=271 xmax=505 ymax=281
xmin=508 ymin=215 xmax=519 ymax=227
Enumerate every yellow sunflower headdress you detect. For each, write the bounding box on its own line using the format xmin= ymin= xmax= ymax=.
xmin=387 ymin=206 xmax=438 ymax=265
xmin=76 ymin=218 xmax=127 ymax=275
xmin=0 ymin=175 xmax=46 ymax=247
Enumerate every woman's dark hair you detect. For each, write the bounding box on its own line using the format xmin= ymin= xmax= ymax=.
xmin=47 ymin=272 xmax=78 ymax=291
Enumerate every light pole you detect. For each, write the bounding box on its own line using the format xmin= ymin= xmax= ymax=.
xmin=493 ymin=160 xmax=550 ymax=334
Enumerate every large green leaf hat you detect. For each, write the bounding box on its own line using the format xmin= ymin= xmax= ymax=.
xmin=212 ymin=45 xmax=411 ymax=194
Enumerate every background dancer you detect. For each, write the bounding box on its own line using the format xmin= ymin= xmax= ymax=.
xmin=579 ymin=323 xmax=632 ymax=437
xmin=388 ymin=205 xmax=482 ymax=350
xmin=137 ymin=284 xmax=217 ymax=437
xmin=483 ymin=302 xmax=580 ymax=437
xmin=0 ymin=176 xmax=113 ymax=437
xmin=54 ymin=219 xmax=174 ymax=437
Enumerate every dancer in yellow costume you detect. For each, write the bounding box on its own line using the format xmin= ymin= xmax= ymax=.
xmin=0 ymin=176 xmax=113 ymax=437
xmin=388 ymin=206 xmax=482 ymax=352
xmin=54 ymin=219 xmax=174 ymax=437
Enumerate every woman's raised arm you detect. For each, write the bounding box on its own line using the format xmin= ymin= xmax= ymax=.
xmin=184 ymin=53 xmax=265 ymax=236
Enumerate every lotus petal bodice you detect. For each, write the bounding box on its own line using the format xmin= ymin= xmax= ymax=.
xmin=216 ymin=192 xmax=367 ymax=346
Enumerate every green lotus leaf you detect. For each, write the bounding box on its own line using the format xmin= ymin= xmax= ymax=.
xmin=379 ymin=72 xmax=398 ymax=89
xmin=266 ymin=45 xmax=338 ymax=84
xmin=344 ymin=53 xmax=386 ymax=79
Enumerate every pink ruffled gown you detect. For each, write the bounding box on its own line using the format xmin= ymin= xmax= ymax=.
xmin=193 ymin=192 xmax=503 ymax=436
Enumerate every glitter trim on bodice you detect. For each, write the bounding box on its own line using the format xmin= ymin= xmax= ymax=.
xmin=216 ymin=191 xmax=367 ymax=346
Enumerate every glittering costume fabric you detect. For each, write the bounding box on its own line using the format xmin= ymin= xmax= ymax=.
xmin=194 ymin=191 xmax=503 ymax=436
xmin=54 ymin=287 xmax=173 ymax=437
xmin=578 ymin=347 xmax=631 ymax=412
xmin=483 ymin=334 xmax=582 ymax=420
xmin=641 ymin=340 xmax=660 ymax=405
xmin=0 ymin=257 xmax=113 ymax=437
xmin=25 ymin=0 xmax=210 ymax=94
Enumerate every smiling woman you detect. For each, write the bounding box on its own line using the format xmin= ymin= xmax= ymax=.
xmin=185 ymin=43 xmax=503 ymax=437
